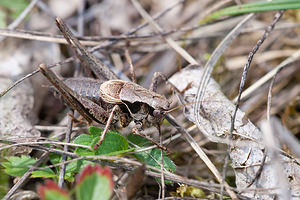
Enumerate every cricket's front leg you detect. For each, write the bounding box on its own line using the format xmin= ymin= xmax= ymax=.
xmin=93 ymin=105 xmax=120 ymax=150
xmin=148 ymin=72 xmax=170 ymax=152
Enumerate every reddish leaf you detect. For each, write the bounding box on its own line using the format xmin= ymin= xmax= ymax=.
xmin=38 ymin=180 xmax=69 ymax=200
xmin=77 ymin=165 xmax=113 ymax=190
xmin=76 ymin=165 xmax=114 ymax=200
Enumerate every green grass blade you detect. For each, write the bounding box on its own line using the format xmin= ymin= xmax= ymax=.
xmin=201 ymin=0 xmax=300 ymax=23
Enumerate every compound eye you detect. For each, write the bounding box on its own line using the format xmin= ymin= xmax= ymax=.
xmin=153 ymin=109 xmax=162 ymax=117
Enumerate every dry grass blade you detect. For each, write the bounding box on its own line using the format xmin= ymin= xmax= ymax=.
xmin=269 ymin=117 xmax=300 ymax=159
xmin=0 ymin=28 xmax=104 ymax=45
xmin=191 ymin=13 xmax=253 ymax=198
xmin=0 ymin=0 xmax=40 ymax=42
xmin=194 ymin=13 xmax=254 ymax=126
xmin=58 ymin=109 xmax=73 ymax=187
xmin=131 ymin=0 xmax=198 ymax=65
xmin=233 ymin=49 xmax=300 ymax=102
xmin=0 ymin=140 xmax=92 ymax=151
xmin=260 ymin=119 xmax=291 ymax=199
xmin=165 ymin=114 xmax=238 ymax=200
xmin=233 ymin=10 xmax=284 ymax=106
xmin=224 ymin=10 xmax=284 ymax=197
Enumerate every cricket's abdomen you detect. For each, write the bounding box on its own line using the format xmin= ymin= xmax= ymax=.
xmin=64 ymin=78 xmax=104 ymax=103
xmin=64 ymin=78 xmax=132 ymax=126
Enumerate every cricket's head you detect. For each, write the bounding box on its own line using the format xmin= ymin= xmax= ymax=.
xmin=100 ymin=80 xmax=170 ymax=130
xmin=130 ymin=103 xmax=168 ymax=130
xmin=121 ymin=98 xmax=169 ymax=131
xmin=119 ymin=81 xmax=170 ymax=130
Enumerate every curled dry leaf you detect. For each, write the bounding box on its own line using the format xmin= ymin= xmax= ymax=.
xmin=0 ymin=78 xmax=39 ymax=156
xmin=169 ymin=66 xmax=300 ymax=199
xmin=0 ymin=39 xmax=61 ymax=155
xmin=0 ymin=41 xmax=42 ymax=155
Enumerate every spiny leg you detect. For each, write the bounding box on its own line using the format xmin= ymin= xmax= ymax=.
xmin=93 ymin=105 xmax=119 ymax=150
xmin=151 ymin=72 xmax=168 ymax=197
xmin=55 ymin=18 xmax=118 ymax=81
xmin=150 ymin=71 xmax=169 ymax=153
xmin=39 ymin=64 xmax=110 ymax=125
xmin=39 ymin=64 xmax=93 ymax=124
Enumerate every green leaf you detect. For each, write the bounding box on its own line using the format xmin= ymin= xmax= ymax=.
xmin=201 ymin=0 xmax=300 ymax=23
xmin=89 ymin=126 xmax=102 ymax=137
xmin=74 ymin=134 xmax=95 ymax=156
xmin=135 ymin=148 xmax=176 ymax=172
xmin=74 ymin=126 xmax=129 ymax=156
xmin=32 ymin=169 xmax=56 ymax=178
xmin=76 ymin=165 xmax=113 ymax=200
xmin=92 ymin=132 xmax=128 ymax=155
xmin=44 ymin=192 xmax=71 ymax=200
xmin=65 ymin=160 xmax=83 ymax=174
xmin=0 ymin=168 xmax=9 ymax=199
xmin=49 ymin=153 xmax=61 ymax=165
xmin=128 ymin=134 xmax=176 ymax=173
xmin=127 ymin=133 xmax=151 ymax=146
xmin=49 ymin=153 xmax=85 ymax=181
xmin=64 ymin=160 xmax=83 ymax=181
xmin=0 ymin=0 xmax=29 ymax=19
xmin=1 ymin=155 xmax=36 ymax=177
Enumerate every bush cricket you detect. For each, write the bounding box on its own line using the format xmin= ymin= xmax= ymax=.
xmin=39 ymin=18 xmax=170 ymax=150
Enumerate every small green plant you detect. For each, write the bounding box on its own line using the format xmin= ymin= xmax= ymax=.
xmin=1 ymin=126 xmax=176 ymax=182
xmin=74 ymin=126 xmax=176 ymax=172
xmin=38 ymin=165 xmax=113 ymax=200
xmin=2 ymin=154 xmax=81 ymax=181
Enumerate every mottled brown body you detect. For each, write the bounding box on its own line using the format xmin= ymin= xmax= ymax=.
xmin=39 ymin=18 xmax=170 ymax=150
xmin=63 ymin=78 xmax=170 ymax=129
